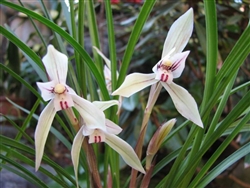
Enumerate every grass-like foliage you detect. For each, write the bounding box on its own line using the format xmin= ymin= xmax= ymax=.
xmin=0 ymin=0 xmax=249 ymax=187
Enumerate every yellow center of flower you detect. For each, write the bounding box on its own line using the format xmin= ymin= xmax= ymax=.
xmin=162 ymin=60 xmax=172 ymax=67
xmin=54 ymin=84 xmax=66 ymax=94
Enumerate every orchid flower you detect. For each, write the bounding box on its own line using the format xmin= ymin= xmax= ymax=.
xmin=93 ymin=46 xmax=119 ymax=94
xmin=112 ymin=8 xmax=203 ymax=128
xmin=93 ymin=46 xmax=122 ymax=114
xmin=35 ymin=45 xmax=106 ymax=170
xmin=93 ymin=46 xmax=113 ymax=94
xmin=71 ymin=100 xmax=145 ymax=187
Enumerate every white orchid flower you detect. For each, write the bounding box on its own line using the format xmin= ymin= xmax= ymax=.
xmin=93 ymin=46 xmax=119 ymax=94
xmin=71 ymin=100 xmax=145 ymax=187
xmin=93 ymin=46 xmax=122 ymax=115
xmin=112 ymin=8 xmax=203 ymax=128
xmin=35 ymin=45 xmax=106 ymax=171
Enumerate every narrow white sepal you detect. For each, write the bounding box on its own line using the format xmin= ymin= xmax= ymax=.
xmin=170 ymin=51 xmax=190 ymax=79
xmin=92 ymin=100 xmax=119 ymax=111
xmin=105 ymin=133 xmax=145 ymax=174
xmin=71 ymin=94 xmax=106 ymax=131
xmin=106 ymin=119 xmax=122 ymax=135
xmin=104 ymin=65 xmax=111 ymax=80
xmin=35 ymin=100 xmax=56 ymax=171
xmin=93 ymin=46 xmax=111 ymax=69
xmin=112 ymin=73 xmax=158 ymax=97
xmin=36 ymin=81 xmax=56 ymax=101
xmin=71 ymin=126 xmax=85 ymax=188
xmin=162 ymin=8 xmax=193 ymax=57
xmin=42 ymin=45 xmax=68 ymax=83
xmin=93 ymin=46 xmax=119 ymax=80
xmin=162 ymin=82 xmax=203 ymax=128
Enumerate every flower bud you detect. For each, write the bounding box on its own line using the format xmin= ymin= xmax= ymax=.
xmin=146 ymin=118 xmax=176 ymax=170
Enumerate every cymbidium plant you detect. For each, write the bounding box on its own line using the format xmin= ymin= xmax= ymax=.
xmin=1 ymin=0 xmax=249 ymax=188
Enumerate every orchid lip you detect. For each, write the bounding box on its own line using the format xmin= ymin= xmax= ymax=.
xmin=94 ymin=135 xmax=102 ymax=143
xmin=160 ymin=73 xmax=169 ymax=82
xmin=60 ymin=100 xmax=69 ymax=110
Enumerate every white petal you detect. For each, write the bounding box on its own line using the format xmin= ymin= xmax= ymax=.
xmin=154 ymin=69 xmax=173 ymax=84
xmin=104 ymin=65 xmax=112 ymax=81
xmin=68 ymin=86 xmax=77 ymax=95
xmin=71 ymin=126 xmax=85 ymax=188
xmin=170 ymin=51 xmax=190 ymax=78
xmin=112 ymin=73 xmax=158 ymax=97
xmin=71 ymin=94 xmax=106 ymax=131
xmin=152 ymin=59 xmax=161 ymax=74
xmin=82 ymin=124 xmax=95 ymax=136
xmin=161 ymin=82 xmax=203 ymax=128
xmin=88 ymin=129 xmax=106 ymax=143
xmin=36 ymin=81 xmax=56 ymax=101
xmin=35 ymin=100 xmax=56 ymax=170
xmin=106 ymin=119 xmax=122 ymax=135
xmin=93 ymin=46 xmax=111 ymax=69
xmin=54 ymin=93 xmax=74 ymax=111
xmin=105 ymin=133 xmax=145 ymax=174
xmin=162 ymin=8 xmax=193 ymax=57
xmin=42 ymin=45 xmax=68 ymax=83
xmin=92 ymin=100 xmax=119 ymax=111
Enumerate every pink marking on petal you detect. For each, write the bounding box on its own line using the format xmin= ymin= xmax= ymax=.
xmin=64 ymin=101 xmax=69 ymax=109
xmin=94 ymin=136 xmax=97 ymax=143
xmin=164 ymin=75 xmax=169 ymax=82
xmin=60 ymin=101 xmax=64 ymax=110
xmin=161 ymin=74 xmax=164 ymax=81
xmin=171 ymin=59 xmax=182 ymax=71
xmin=161 ymin=74 xmax=168 ymax=82
xmin=98 ymin=136 xmax=101 ymax=142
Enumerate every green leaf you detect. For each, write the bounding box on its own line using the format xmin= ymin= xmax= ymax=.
xmin=0 ymin=135 xmax=76 ymax=186
xmin=188 ymin=111 xmax=250 ymax=188
xmin=0 ymin=154 xmax=49 ymax=187
xmin=0 ymin=63 xmax=41 ymax=99
xmin=197 ymin=142 xmax=250 ymax=187
xmin=0 ymin=145 xmax=67 ymax=186
xmin=104 ymin=0 xmax=117 ymax=91
xmin=0 ymin=0 xmax=110 ymax=101
xmin=86 ymin=0 xmax=103 ymax=75
xmin=38 ymin=0 xmax=66 ymax=54
xmin=201 ymin=0 xmax=218 ymax=109
xmin=116 ymin=0 xmax=156 ymax=87
xmin=171 ymin=90 xmax=250 ymax=187
xmin=0 ymin=26 xmax=44 ymax=76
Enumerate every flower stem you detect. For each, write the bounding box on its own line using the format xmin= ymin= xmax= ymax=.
xmin=129 ymin=83 xmax=162 ymax=188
